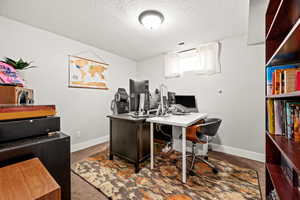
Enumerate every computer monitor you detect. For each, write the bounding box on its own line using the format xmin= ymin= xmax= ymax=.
xmin=168 ymin=92 xmax=176 ymax=105
xmin=129 ymin=79 xmax=150 ymax=113
xmin=175 ymin=95 xmax=198 ymax=113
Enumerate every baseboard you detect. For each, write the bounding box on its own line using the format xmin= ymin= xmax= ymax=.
xmin=211 ymin=143 xmax=265 ymax=163
xmin=70 ymin=135 xmax=265 ymax=162
xmin=71 ymin=135 xmax=109 ymax=153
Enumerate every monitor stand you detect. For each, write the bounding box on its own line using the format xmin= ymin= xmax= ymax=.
xmin=139 ymin=93 xmax=145 ymax=114
xmin=129 ymin=112 xmax=149 ymax=118
xmin=129 ymin=93 xmax=150 ymax=118
xmin=130 ymin=93 xmax=149 ymax=118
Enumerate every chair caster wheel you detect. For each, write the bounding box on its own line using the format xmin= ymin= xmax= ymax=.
xmin=172 ymin=159 xmax=177 ymax=164
xmin=212 ymin=168 xmax=218 ymax=174
xmin=189 ymin=170 xmax=196 ymax=176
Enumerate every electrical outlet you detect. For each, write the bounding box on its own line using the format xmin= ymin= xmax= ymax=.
xmin=76 ymin=131 xmax=81 ymax=138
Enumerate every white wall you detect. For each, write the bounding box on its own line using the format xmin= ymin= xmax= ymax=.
xmin=0 ymin=16 xmax=137 ymax=148
xmin=137 ymin=36 xmax=265 ymax=156
xmin=248 ymin=0 xmax=267 ymax=45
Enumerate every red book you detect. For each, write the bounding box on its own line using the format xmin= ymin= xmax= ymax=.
xmin=296 ymin=71 xmax=300 ymax=91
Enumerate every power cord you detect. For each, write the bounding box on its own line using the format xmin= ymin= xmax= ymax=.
xmin=155 ymin=124 xmax=173 ymax=153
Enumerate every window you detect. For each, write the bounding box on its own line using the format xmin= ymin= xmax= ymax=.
xmin=164 ymin=42 xmax=221 ymax=78
xmin=179 ymin=49 xmax=199 ymax=73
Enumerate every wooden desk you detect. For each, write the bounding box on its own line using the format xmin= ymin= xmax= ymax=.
xmin=147 ymin=113 xmax=208 ymax=183
xmin=107 ymin=114 xmax=150 ymax=172
xmin=0 ymin=158 xmax=60 ymax=200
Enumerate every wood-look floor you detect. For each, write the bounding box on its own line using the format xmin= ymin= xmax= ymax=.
xmin=71 ymin=142 xmax=265 ymax=200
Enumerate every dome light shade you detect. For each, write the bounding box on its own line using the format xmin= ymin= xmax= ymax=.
xmin=139 ymin=10 xmax=164 ymax=30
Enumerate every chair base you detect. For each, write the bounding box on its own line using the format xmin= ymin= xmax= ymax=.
xmin=191 ymin=155 xmax=219 ymax=174
xmin=174 ymin=143 xmax=219 ymax=176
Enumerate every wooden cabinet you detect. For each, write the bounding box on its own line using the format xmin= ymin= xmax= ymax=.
xmin=0 ymin=133 xmax=70 ymax=200
xmin=108 ymin=114 xmax=150 ymax=173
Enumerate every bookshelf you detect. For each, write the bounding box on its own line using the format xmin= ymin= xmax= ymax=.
xmin=267 ymin=133 xmax=300 ymax=173
xmin=266 ymin=0 xmax=300 ymax=41
xmin=266 ymin=0 xmax=300 ymax=199
xmin=266 ymin=163 xmax=300 ymax=200
xmin=267 ymin=91 xmax=300 ymax=99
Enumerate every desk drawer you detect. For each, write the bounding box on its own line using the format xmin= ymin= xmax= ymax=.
xmin=0 ymin=117 xmax=60 ymax=143
xmin=111 ymin=119 xmax=138 ymax=161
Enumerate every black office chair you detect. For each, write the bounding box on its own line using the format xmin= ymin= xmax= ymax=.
xmin=185 ymin=118 xmax=222 ymax=175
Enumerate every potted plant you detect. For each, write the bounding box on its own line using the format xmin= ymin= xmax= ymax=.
xmin=1 ymin=57 xmax=37 ymax=84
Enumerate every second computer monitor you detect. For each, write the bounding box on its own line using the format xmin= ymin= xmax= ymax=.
xmin=175 ymin=95 xmax=198 ymax=113
xmin=129 ymin=79 xmax=150 ymax=113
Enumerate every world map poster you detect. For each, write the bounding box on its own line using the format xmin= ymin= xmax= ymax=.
xmin=69 ymin=56 xmax=108 ymax=90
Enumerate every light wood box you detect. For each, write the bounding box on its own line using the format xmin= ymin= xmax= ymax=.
xmin=0 ymin=86 xmax=34 ymax=104
xmin=0 ymin=158 xmax=60 ymax=200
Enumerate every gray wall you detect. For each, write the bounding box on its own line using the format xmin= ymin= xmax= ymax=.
xmin=137 ymin=36 xmax=265 ymax=155
xmin=0 ymin=16 xmax=137 ymax=147
xmin=248 ymin=0 xmax=267 ymax=45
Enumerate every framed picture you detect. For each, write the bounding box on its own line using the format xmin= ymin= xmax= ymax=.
xmin=68 ymin=55 xmax=109 ymax=90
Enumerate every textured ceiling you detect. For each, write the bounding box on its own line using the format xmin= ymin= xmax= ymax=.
xmin=0 ymin=0 xmax=250 ymax=61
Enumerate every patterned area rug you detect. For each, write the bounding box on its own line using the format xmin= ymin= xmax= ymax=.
xmin=72 ymin=150 xmax=261 ymax=200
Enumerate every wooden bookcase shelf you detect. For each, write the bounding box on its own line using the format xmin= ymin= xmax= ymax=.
xmin=266 ymin=0 xmax=300 ymax=41
xmin=265 ymin=1 xmax=300 ymax=199
xmin=267 ymin=133 xmax=300 ymax=174
xmin=266 ymin=163 xmax=300 ymax=200
xmin=266 ymin=0 xmax=282 ymax=34
xmin=266 ymin=91 xmax=300 ymax=99
xmin=266 ymin=18 xmax=300 ymax=66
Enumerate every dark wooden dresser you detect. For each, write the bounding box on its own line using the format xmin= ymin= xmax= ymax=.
xmin=0 ymin=132 xmax=70 ymax=200
xmin=108 ymin=114 xmax=150 ymax=172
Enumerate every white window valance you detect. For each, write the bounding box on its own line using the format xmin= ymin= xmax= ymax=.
xmin=195 ymin=42 xmax=221 ymax=75
xmin=164 ymin=52 xmax=181 ymax=78
xmin=164 ymin=42 xmax=221 ymax=78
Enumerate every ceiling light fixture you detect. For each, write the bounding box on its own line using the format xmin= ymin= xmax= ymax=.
xmin=138 ymin=10 xmax=164 ymax=30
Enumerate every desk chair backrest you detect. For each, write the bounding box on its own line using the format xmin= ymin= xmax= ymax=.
xmin=197 ymin=118 xmax=222 ymax=137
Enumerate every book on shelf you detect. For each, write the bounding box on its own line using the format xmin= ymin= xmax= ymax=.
xmin=267 ymin=99 xmax=300 ymax=141
xmin=286 ymin=102 xmax=294 ymax=139
xmin=296 ymin=71 xmax=300 ymax=91
xmin=284 ymin=69 xmax=298 ymax=93
xmin=267 ymin=189 xmax=278 ymax=200
xmin=293 ymin=103 xmax=300 ymax=141
xmin=281 ymin=156 xmax=294 ymax=185
xmin=267 ymin=99 xmax=275 ymax=134
xmin=274 ymin=100 xmax=283 ymax=135
xmin=266 ymin=65 xmax=299 ymax=96
xmin=286 ymin=102 xmax=300 ymax=140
